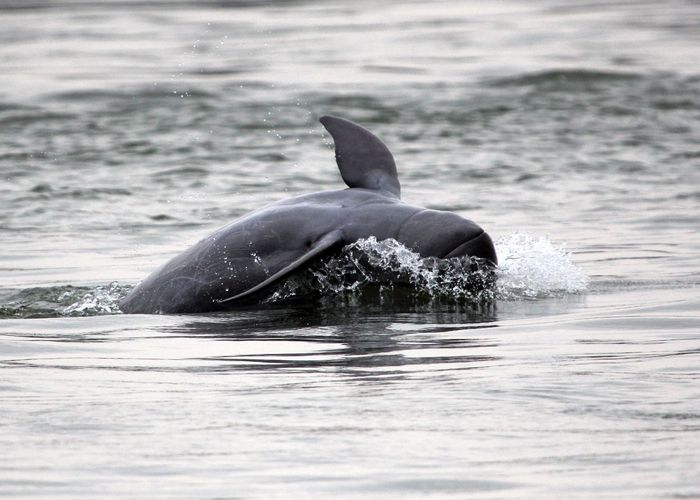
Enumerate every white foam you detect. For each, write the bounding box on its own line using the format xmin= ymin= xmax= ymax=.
xmin=61 ymin=282 xmax=129 ymax=316
xmin=494 ymin=233 xmax=589 ymax=299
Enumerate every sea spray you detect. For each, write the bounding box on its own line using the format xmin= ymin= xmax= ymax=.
xmin=495 ymin=233 xmax=589 ymax=299
xmin=61 ymin=282 xmax=131 ymax=316
xmin=0 ymin=283 xmax=131 ymax=319
xmin=269 ymin=236 xmax=497 ymax=304
xmin=270 ymin=234 xmax=588 ymax=303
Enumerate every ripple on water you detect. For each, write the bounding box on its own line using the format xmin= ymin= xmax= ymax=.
xmin=489 ymin=69 xmax=641 ymax=89
xmin=26 ymin=184 xmax=133 ymax=199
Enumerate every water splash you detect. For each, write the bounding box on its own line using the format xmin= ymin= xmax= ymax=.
xmin=269 ymin=236 xmax=497 ymax=304
xmin=0 ymin=234 xmax=586 ymax=318
xmin=495 ymin=233 xmax=589 ymax=299
xmin=0 ymin=282 xmax=131 ymax=319
xmin=269 ymin=234 xmax=588 ymax=304
xmin=61 ymin=282 xmax=131 ymax=316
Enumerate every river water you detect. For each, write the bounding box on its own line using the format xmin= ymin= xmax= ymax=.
xmin=1 ymin=0 xmax=699 ymax=497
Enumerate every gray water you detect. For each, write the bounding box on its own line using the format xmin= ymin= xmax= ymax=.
xmin=1 ymin=0 xmax=700 ymax=497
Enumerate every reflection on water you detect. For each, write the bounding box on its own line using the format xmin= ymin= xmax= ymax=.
xmin=1 ymin=290 xmax=698 ymax=497
xmin=167 ymin=304 xmax=501 ymax=372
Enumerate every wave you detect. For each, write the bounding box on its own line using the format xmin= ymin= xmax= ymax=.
xmin=0 ymin=233 xmax=588 ymax=319
xmin=0 ymin=282 xmax=131 ymax=319
xmin=490 ymin=69 xmax=640 ymax=88
xmin=268 ymin=237 xmax=497 ymax=305
xmin=270 ymin=233 xmax=588 ymax=304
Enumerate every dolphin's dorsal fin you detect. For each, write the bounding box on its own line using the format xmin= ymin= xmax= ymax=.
xmin=320 ymin=115 xmax=401 ymax=199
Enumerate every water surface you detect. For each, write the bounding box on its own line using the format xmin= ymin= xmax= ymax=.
xmin=1 ymin=0 xmax=699 ymax=497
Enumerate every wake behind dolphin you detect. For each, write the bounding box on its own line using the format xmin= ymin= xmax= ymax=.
xmin=119 ymin=116 xmax=497 ymax=314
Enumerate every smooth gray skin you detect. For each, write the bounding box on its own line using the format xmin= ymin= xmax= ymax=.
xmin=119 ymin=115 xmax=497 ymax=314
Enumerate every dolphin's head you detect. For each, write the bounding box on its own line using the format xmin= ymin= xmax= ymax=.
xmin=397 ymin=210 xmax=497 ymax=265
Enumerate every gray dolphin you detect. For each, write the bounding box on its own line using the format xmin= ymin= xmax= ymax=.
xmin=119 ymin=115 xmax=497 ymax=314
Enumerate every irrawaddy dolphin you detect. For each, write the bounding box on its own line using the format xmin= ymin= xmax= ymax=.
xmin=119 ymin=115 xmax=497 ymax=314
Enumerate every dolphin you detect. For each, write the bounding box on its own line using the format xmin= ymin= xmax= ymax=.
xmin=119 ymin=115 xmax=497 ymax=314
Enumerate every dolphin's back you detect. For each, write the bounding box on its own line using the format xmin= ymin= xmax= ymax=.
xmin=119 ymin=226 xmax=267 ymax=313
xmin=119 ymin=190 xmax=403 ymax=313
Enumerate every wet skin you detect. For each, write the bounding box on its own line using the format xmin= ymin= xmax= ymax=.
xmin=119 ymin=116 xmax=496 ymax=314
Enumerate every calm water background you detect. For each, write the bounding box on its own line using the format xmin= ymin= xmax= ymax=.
xmin=1 ymin=0 xmax=699 ymax=497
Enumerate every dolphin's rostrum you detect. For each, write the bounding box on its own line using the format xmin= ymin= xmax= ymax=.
xmin=119 ymin=115 xmax=497 ymax=314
